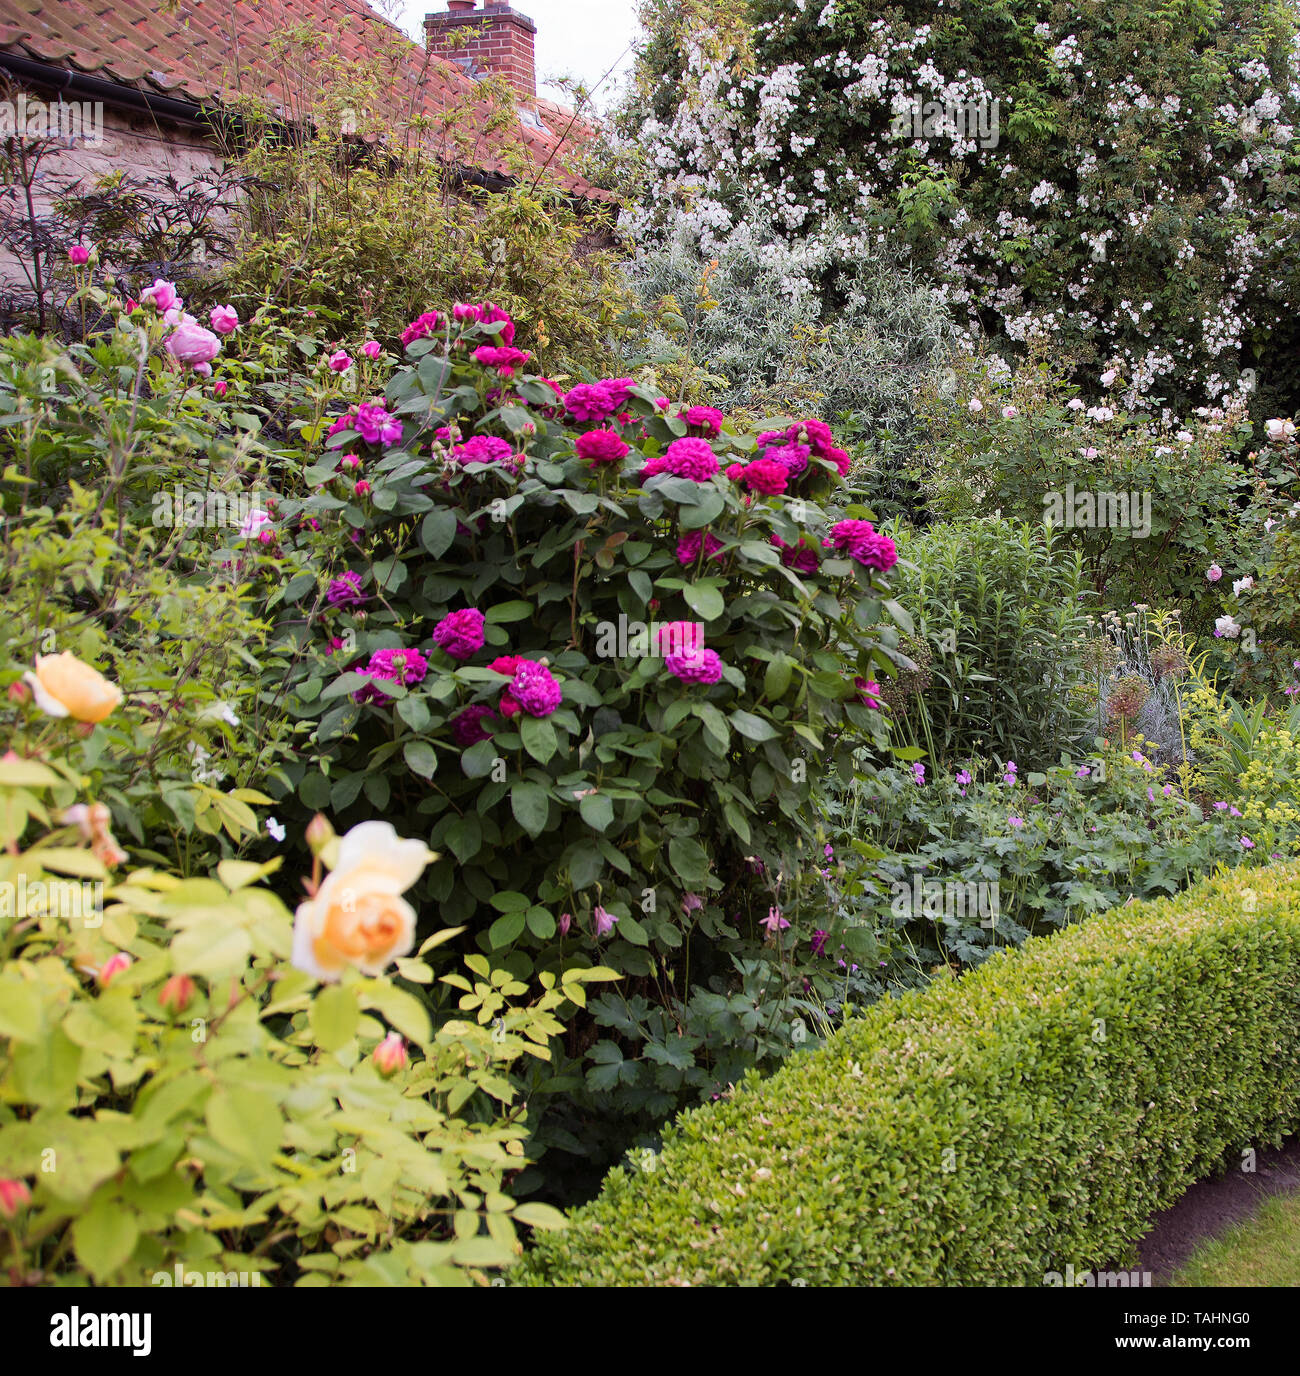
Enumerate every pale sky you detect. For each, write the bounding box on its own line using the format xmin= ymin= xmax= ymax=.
xmin=393 ymin=0 xmax=643 ymax=111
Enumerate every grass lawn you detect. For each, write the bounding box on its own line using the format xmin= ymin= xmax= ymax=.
xmin=1167 ymin=1192 xmax=1300 ymax=1287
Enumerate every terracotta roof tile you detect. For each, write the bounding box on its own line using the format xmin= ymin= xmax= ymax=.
xmin=0 ymin=0 xmax=611 ymax=199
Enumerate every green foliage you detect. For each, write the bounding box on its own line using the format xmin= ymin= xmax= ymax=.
xmin=0 ymin=769 xmax=601 ymax=1286
xmin=518 ymin=862 xmax=1300 ymax=1286
xmin=622 ymin=203 xmax=956 ymax=438
xmin=914 ymin=352 xmax=1271 ymax=627
xmin=0 ymin=326 xmax=298 ymax=869
xmin=828 ymin=743 xmax=1295 ymax=978
xmin=890 ymin=516 xmax=1092 ymax=769
xmin=221 ymin=63 xmax=626 ymax=374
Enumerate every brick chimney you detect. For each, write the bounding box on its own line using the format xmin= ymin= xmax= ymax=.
xmin=425 ymin=2 xmax=538 ymax=104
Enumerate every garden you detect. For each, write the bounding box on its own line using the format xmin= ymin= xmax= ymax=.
xmin=1 ymin=0 xmax=1299 ymax=1301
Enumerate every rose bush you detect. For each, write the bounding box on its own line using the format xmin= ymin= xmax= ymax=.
xmin=256 ymin=302 xmax=909 ymax=1185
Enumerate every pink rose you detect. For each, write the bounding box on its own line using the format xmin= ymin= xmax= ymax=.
xmin=165 ymin=320 xmax=221 ymax=367
xmin=209 ymin=304 xmax=239 ymax=335
xmin=362 ymin=340 xmax=382 ymax=360
xmin=328 ymin=350 xmax=353 ymax=373
xmin=141 ymin=279 xmax=181 ymax=313
xmin=68 ymin=243 xmax=91 ymax=265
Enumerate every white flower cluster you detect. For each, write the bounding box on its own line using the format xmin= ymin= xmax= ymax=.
xmin=620 ymin=4 xmax=1300 ymax=416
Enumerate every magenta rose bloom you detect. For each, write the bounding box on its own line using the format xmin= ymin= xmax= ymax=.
xmin=353 ymin=647 xmax=428 ymax=706
xmin=762 ymin=440 xmax=811 ymax=476
xmin=209 ymin=305 xmax=239 ymax=335
xmin=453 ymin=302 xmax=516 ymax=346
xmin=826 ymin=519 xmax=897 ymax=572
xmin=736 ymin=458 xmax=789 ymax=495
xmin=677 ymin=530 xmax=724 ymax=566
xmin=510 ymin=660 xmax=563 ymax=717
xmin=401 ymin=311 xmax=444 ymax=348
xmin=474 ymin=345 xmax=532 ymax=377
xmin=656 ymin=621 xmax=703 ymax=656
xmin=659 ymin=437 xmax=720 ymax=482
xmin=327 ymin=572 xmax=366 ymax=607
xmin=854 ymin=676 xmax=884 ymax=709
xmin=141 ymin=278 xmax=181 ymax=313
xmin=576 ymin=429 xmax=630 ymax=466
xmin=432 ymin=608 xmax=486 ymax=660
xmin=665 ymin=647 xmax=724 ymax=685
xmin=369 ymin=647 xmax=428 ymax=686
xmin=770 ymin=533 xmax=820 ymax=574
xmin=451 ymin=703 xmax=496 ymax=746
xmin=563 ymin=381 xmax=620 ymax=424
xmin=68 ymin=243 xmax=91 ymax=265
xmin=684 ymin=405 xmax=724 ymax=437
xmin=450 ymin=435 xmax=515 ymax=467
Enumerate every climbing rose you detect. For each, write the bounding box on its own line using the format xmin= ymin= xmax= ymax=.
xmin=665 ymin=647 xmax=724 ymax=684
xmin=1206 ymin=563 xmax=1223 ymax=582
xmin=67 ymin=243 xmax=91 ymax=264
xmin=432 ymin=609 xmax=486 ymax=661
xmin=510 ymin=660 xmax=563 ymax=717
xmin=209 ymin=305 xmax=239 ymax=334
xmin=401 ymin=311 xmax=444 ymax=347
xmin=677 ymin=530 xmax=724 ymax=566
xmin=576 ymin=429 xmax=629 ymax=466
xmin=373 ymin=1032 xmax=408 ymax=1078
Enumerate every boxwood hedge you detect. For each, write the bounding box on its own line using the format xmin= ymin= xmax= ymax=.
xmin=518 ymin=864 xmax=1300 ymax=1286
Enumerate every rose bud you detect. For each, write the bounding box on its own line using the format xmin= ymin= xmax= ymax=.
xmin=304 ymin=813 xmax=336 ymax=856
xmin=97 ymin=952 xmax=132 ymax=988
xmin=159 ymin=974 xmax=197 ymax=1017
xmin=373 ymin=1032 xmax=408 ymax=1078
xmin=7 ymin=680 xmax=29 ymax=703
xmin=0 ymin=1179 xmax=31 ymax=1219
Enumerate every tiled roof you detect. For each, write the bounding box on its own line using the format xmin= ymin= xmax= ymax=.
xmin=0 ymin=0 xmax=608 ymax=198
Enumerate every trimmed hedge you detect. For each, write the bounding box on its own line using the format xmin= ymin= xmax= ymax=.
xmin=519 ymin=865 xmax=1300 ymax=1286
